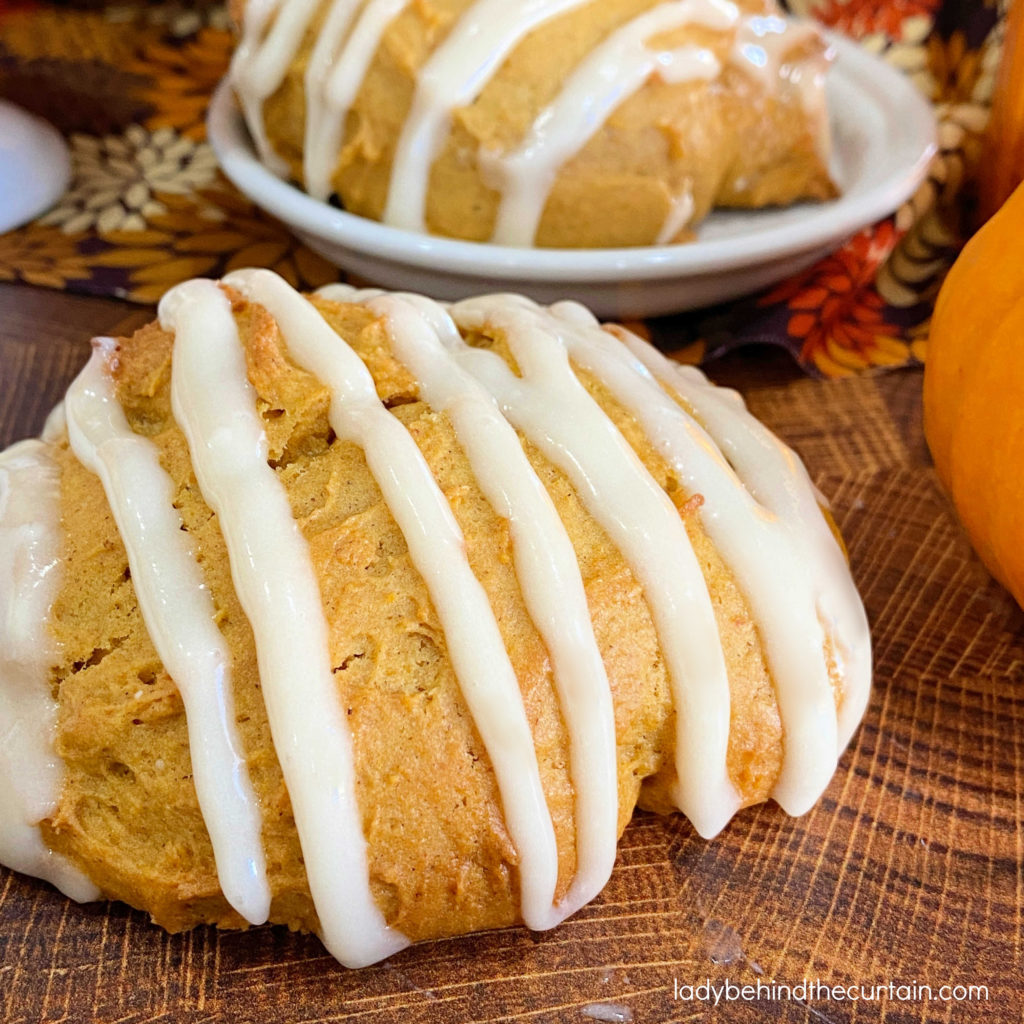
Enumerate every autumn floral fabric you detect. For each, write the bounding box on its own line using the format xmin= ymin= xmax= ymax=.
xmin=0 ymin=0 xmax=1009 ymax=375
xmin=0 ymin=2 xmax=338 ymax=300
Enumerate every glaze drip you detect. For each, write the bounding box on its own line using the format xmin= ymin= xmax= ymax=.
xmin=65 ymin=337 xmax=271 ymax=925
xmin=159 ymin=279 xmax=408 ymax=968
xmin=224 ymin=268 xmax=565 ymax=932
xmin=319 ymin=282 xmax=619 ymax=922
xmin=483 ymin=0 xmax=735 ymax=246
xmin=0 ymin=440 xmax=98 ymax=903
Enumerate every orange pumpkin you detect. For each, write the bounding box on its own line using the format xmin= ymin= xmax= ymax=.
xmin=923 ymin=180 xmax=1024 ymax=606
xmin=976 ymin=0 xmax=1024 ymax=224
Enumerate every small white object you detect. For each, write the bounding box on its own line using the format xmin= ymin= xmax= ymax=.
xmin=582 ymin=1003 xmax=634 ymax=1023
xmin=207 ymin=32 xmax=935 ymax=318
xmin=0 ymin=102 xmax=71 ymax=233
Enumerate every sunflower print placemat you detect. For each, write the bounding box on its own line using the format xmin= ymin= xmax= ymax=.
xmin=0 ymin=0 xmax=1008 ymax=376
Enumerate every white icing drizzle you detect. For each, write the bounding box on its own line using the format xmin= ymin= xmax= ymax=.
xmin=42 ymin=401 xmax=66 ymax=443
xmin=655 ymin=185 xmax=695 ymax=245
xmin=225 ymin=270 xmax=572 ymax=931
xmin=437 ymin=293 xmax=741 ymax=838
xmin=617 ymin=331 xmax=872 ymax=810
xmin=158 ymin=278 xmax=408 ymax=968
xmin=319 ymin=281 xmax=619 ymax=923
xmin=0 ymin=439 xmax=98 ymax=902
xmin=302 ymin=0 xmax=364 ymax=198
xmin=484 ymin=0 xmax=736 ymax=246
xmin=732 ymin=13 xmax=818 ymax=89
xmin=230 ymin=0 xmax=292 ymax=175
xmin=64 ymin=338 xmax=271 ymax=926
xmin=383 ymin=0 xmax=595 ymax=233
xmin=304 ymin=0 xmax=410 ymax=200
xmin=731 ymin=14 xmax=831 ymax=163
xmin=541 ymin=302 xmax=843 ymax=816
xmin=230 ymin=0 xmax=830 ymax=245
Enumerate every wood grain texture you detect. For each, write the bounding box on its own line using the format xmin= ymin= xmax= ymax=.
xmin=0 ymin=284 xmax=1020 ymax=1024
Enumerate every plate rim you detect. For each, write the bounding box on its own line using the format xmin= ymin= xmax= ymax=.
xmin=207 ymin=30 xmax=937 ymax=287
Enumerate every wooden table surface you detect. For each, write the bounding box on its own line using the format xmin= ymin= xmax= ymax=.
xmin=0 ymin=282 xmax=1020 ymax=1024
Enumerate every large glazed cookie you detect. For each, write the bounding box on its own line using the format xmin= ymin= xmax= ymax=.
xmin=0 ymin=270 xmax=870 ymax=966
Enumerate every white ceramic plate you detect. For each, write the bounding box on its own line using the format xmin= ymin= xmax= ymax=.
xmin=207 ymin=31 xmax=936 ymax=319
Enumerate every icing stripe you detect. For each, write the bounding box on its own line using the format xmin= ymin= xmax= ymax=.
xmin=158 ymin=278 xmax=408 ymax=968
xmin=303 ymin=0 xmax=364 ymax=198
xmin=65 ymin=338 xmax=271 ymax=925
xmin=545 ymin=302 xmax=842 ymax=817
xmin=230 ymin=0 xmax=291 ymax=175
xmin=484 ymin=0 xmax=736 ymax=245
xmin=320 ymin=282 xmax=619 ymax=923
xmin=383 ymin=0 xmax=594 ymax=233
xmin=225 ymin=268 xmax=565 ymax=931
xmin=618 ymin=332 xmax=872 ymax=810
xmin=655 ymin=187 xmax=696 ymax=245
xmin=731 ymin=14 xmax=831 ymax=161
xmin=305 ymin=0 xmax=410 ymax=200
xmin=0 ymin=439 xmax=98 ymax=903
xmin=444 ymin=293 xmax=742 ymax=838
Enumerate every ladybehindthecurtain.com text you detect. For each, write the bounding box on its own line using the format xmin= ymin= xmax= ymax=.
xmin=672 ymin=976 xmax=990 ymax=1007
